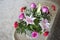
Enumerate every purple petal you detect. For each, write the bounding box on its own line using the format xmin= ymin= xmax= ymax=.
xmin=42 ymin=6 xmax=49 ymax=13
xmin=31 ymin=3 xmax=36 ymax=8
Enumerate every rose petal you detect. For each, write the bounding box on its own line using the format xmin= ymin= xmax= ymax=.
xmin=20 ymin=7 xmax=26 ymax=12
xmin=14 ymin=21 xmax=18 ymax=28
xmin=43 ymin=31 xmax=49 ymax=37
xmin=51 ymin=4 xmax=56 ymax=11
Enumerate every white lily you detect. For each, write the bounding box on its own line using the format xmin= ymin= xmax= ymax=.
xmin=23 ymin=14 xmax=36 ymax=25
xmin=39 ymin=19 xmax=50 ymax=32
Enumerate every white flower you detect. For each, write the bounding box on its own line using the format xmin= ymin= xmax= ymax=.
xmin=23 ymin=14 xmax=36 ymax=25
xmin=39 ymin=19 xmax=50 ymax=32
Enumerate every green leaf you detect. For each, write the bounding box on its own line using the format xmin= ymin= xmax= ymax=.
xmin=30 ymin=25 xmax=34 ymax=31
xmin=34 ymin=19 xmax=40 ymax=25
xmin=27 ymin=24 xmax=42 ymax=32
xmin=32 ymin=8 xmax=37 ymax=13
xmin=39 ymin=31 xmax=42 ymax=34
xmin=27 ymin=24 xmax=33 ymax=31
xmin=25 ymin=8 xmax=33 ymax=16
xmin=16 ymin=28 xmax=20 ymax=33
xmin=20 ymin=27 xmax=25 ymax=34
xmin=37 ymin=26 xmax=42 ymax=32
xmin=18 ymin=21 xmax=27 ymax=34
xmin=30 ymin=24 xmax=37 ymax=30
xmin=32 ymin=8 xmax=37 ymax=16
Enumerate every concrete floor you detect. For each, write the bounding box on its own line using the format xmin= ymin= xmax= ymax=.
xmin=0 ymin=0 xmax=60 ymax=40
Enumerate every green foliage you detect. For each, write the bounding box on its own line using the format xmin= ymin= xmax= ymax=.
xmin=16 ymin=21 xmax=27 ymax=34
xmin=25 ymin=8 xmax=33 ymax=16
xmin=34 ymin=19 xmax=40 ymax=25
xmin=16 ymin=5 xmax=50 ymax=34
xmin=26 ymin=24 xmax=42 ymax=33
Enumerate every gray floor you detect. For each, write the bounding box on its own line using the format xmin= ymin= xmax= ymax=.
xmin=0 ymin=0 xmax=60 ymax=40
xmin=0 ymin=0 xmax=20 ymax=40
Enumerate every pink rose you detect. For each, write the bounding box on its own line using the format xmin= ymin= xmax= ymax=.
xmin=41 ymin=6 xmax=49 ymax=13
xmin=31 ymin=31 xmax=38 ymax=38
xmin=19 ymin=13 xmax=25 ymax=20
xmin=30 ymin=3 xmax=36 ymax=9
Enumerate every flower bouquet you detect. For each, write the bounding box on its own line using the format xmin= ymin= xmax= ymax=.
xmin=14 ymin=2 xmax=57 ymax=40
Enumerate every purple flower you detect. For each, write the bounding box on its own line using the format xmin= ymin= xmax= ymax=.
xmin=41 ymin=6 xmax=49 ymax=13
xmin=31 ymin=31 xmax=38 ymax=38
xmin=30 ymin=3 xmax=36 ymax=9
xmin=19 ymin=13 xmax=25 ymax=20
